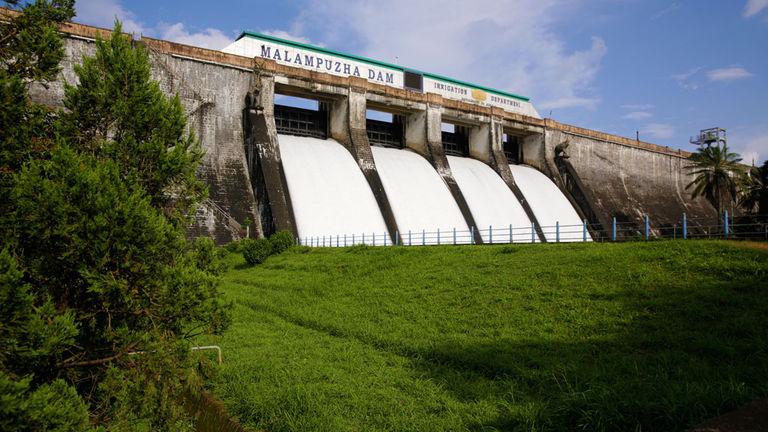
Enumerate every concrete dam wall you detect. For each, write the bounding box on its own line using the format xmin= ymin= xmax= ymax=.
xmin=25 ymin=19 xmax=715 ymax=244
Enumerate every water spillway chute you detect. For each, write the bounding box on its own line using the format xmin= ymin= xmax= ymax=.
xmin=447 ymin=156 xmax=535 ymax=243
xmin=278 ymin=134 xmax=390 ymax=244
xmin=371 ymin=147 xmax=469 ymax=244
xmin=508 ymin=164 xmax=590 ymax=242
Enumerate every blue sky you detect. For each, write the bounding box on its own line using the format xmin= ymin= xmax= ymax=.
xmin=74 ymin=0 xmax=768 ymax=163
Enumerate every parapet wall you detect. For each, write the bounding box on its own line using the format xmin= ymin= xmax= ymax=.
xmin=17 ymin=11 xmax=715 ymax=242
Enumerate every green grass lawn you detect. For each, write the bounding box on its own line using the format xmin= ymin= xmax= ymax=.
xmin=197 ymin=241 xmax=768 ymax=431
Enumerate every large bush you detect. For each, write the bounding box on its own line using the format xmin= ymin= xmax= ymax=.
xmin=269 ymin=230 xmax=295 ymax=254
xmin=242 ymin=238 xmax=274 ymax=265
xmin=0 ymin=9 xmax=229 ymax=429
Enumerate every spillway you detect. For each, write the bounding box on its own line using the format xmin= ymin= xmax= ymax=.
xmin=447 ymin=156 xmax=535 ymax=243
xmin=508 ymin=164 xmax=590 ymax=242
xmin=371 ymin=147 xmax=469 ymax=244
xmin=278 ymin=135 xmax=390 ymax=244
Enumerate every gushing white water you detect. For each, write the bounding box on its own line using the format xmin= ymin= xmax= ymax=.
xmin=448 ymin=156 xmax=534 ymax=243
xmin=278 ymin=134 xmax=390 ymax=245
xmin=509 ymin=164 xmax=590 ymax=242
xmin=371 ymin=147 xmax=469 ymax=244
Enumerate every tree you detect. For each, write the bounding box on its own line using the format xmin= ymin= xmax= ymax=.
xmin=59 ymin=21 xmax=205 ymax=226
xmin=1 ymin=5 xmax=230 ymax=430
xmin=686 ymin=143 xmax=743 ymax=217
xmin=738 ymin=160 xmax=768 ymax=216
xmin=0 ymin=0 xmax=75 ymax=202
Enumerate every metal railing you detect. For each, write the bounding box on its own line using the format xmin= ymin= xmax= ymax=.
xmin=441 ymin=130 xmax=469 ymax=157
xmin=202 ymin=199 xmax=243 ymax=239
xmin=295 ymin=212 xmax=768 ymax=247
xmin=366 ymin=119 xmax=403 ymax=148
xmin=274 ymin=105 xmax=327 ymax=139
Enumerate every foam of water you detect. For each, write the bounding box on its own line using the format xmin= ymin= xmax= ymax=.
xmin=278 ymin=134 xmax=390 ymax=245
xmin=371 ymin=147 xmax=469 ymax=244
xmin=448 ymin=156 xmax=534 ymax=243
xmin=508 ymin=164 xmax=590 ymax=242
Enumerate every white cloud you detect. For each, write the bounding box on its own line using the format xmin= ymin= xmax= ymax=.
xmin=621 ymin=104 xmax=655 ymax=110
xmin=651 ymin=2 xmax=680 ymax=20
xmin=643 ymin=123 xmax=675 ymax=140
xmin=539 ymin=96 xmax=601 ymax=110
xmin=158 ymin=23 xmax=232 ymax=50
xmin=292 ymin=0 xmax=606 ymax=111
xmin=261 ymin=30 xmax=321 ymax=46
xmin=76 ymin=0 xmax=232 ymax=49
xmin=75 ymin=0 xmax=145 ymax=34
xmin=672 ymin=67 xmax=702 ymax=90
xmin=743 ymin=0 xmax=768 ymax=17
xmin=707 ymin=67 xmax=754 ymax=82
xmin=729 ymin=129 xmax=768 ymax=165
xmin=623 ymin=111 xmax=653 ymax=120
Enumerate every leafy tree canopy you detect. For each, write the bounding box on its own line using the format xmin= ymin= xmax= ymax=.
xmin=1 ymin=2 xmax=229 ymax=430
xmin=686 ymin=143 xmax=743 ymax=216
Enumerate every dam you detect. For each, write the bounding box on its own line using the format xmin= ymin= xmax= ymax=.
xmin=21 ymin=14 xmax=718 ymax=245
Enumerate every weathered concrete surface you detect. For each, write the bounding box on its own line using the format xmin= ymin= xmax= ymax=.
xmin=329 ymin=84 xmax=401 ymax=243
xmin=145 ymin=40 xmax=261 ymax=243
xmin=538 ymin=127 xmax=716 ymax=235
xmin=245 ymin=75 xmax=297 ymax=237
xmin=26 ymin=31 xmax=260 ymax=244
xmin=405 ymin=103 xmax=484 ymax=244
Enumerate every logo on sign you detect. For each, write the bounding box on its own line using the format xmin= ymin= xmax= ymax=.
xmin=471 ymin=89 xmax=487 ymax=102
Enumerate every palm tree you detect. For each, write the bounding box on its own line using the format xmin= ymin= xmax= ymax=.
xmin=686 ymin=143 xmax=743 ymax=217
xmin=738 ymin=160 xmax=768 ymax=216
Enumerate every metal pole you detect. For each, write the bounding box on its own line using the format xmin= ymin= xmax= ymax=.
xmin=531 ymin=222 xmax=536 ymax=243
xmin=408 ymin=230 xmax=412 ymax=246
xmin=373 ymin=232 xmax=376 ymax=246
xmin=470 ymin=226 xmax=475 ymax=245
xmin=724 ymin=210 xmax=729 ymax=239
xmin=612 ymin=217 xmax=617 ymax=241
xmin=682 ymin=213 xmax=687 ymax=240
xmin=556 ymin=221 xmax=560 ymax=243
xmin=395 ymin=230 xmax=399 ymax=246
xmin=644 ymin=215 xmax=650 ymax=241
xmin=489 ymin=225 xmax=493 ymax=244
xmin=344 ymin=234 xmax=347 ymax=247
xmin=422 ymin=229 xmax=425 ymax=246
xmin=453 ymin=227 xmax=456 ymax=245
xmin=509 ymin=224 xmax=513 ymax=243
xmin=583 ymin=219 xmax=587 ymax=242
xmin=383 ymin=232 xmax=387 ymax=246
xmin=437 ymin=228 xmax=440 ymax=245
xmin=191 ymin=345 xmax=223 ymax=365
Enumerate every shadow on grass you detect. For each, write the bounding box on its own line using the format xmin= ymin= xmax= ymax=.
xmin=227 ymin=241 xmax=768 ymax=431
xmin=410 ymin=274 xmax=768 ymax=431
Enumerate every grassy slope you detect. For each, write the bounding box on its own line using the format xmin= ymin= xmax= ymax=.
xmin=198 ymin=241 xmax=768 ymax=432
